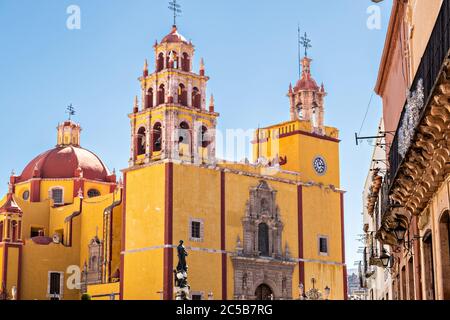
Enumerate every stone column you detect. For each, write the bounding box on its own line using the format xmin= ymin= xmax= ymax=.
xmin=192 ymin=116 xmax=200 ymax=164
xmin=187 ymin=79 xmax=193 ymax=107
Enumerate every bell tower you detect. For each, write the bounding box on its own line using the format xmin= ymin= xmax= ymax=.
xmin=252 ymin=34 xmax=340 ymax=186
xmin=129 ymin=24 xmax=219 ymax=167
xmin=288 ymin=57 xmax=327 ymax=134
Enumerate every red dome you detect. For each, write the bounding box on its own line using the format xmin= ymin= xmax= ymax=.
xmin=18 ymin=146 xmax=111 ymax=183
xmin=294 ymin=75 xmax=319 ymax=91
xmin=161 ymin=25 xmax=188 ymax=44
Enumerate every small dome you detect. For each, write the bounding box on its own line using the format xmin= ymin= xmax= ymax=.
xmin=294 ymin=75 xmax=319 ymax=91
xmin=161 ymin=25 xmax=188 ymax=44
xmin=18 ymin=146 xmax=111 ymax=183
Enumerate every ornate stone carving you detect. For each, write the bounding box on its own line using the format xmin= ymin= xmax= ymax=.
xmin=399 ymin=79 xmax=425 ymax=158
xmin=232 ymin=181 xmax=296 ymax=300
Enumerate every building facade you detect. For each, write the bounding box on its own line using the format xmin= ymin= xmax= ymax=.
xmin=363 ymin=0 xmax=450 ymax=300
xmin=0 ymin=22 xmax=346 ymax=300
xmin=361 ymin=120 xmax=393 ymax=300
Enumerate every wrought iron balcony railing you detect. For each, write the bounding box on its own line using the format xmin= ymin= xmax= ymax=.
xmin=388 ymin=1 xmax=450 ymax=187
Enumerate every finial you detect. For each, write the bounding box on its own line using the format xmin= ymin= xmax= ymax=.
xmin=33 ymin=163 xmax=40 ymax=178
xmin=78 ymin=188 xmax=84 ymax=199
xmin=200 ymin=58 xmax=205 ymax=76
xmin=143 ymin=59 xmax=148 ymax=77
xmin=133 ymin=95 xmax=139 ymax=113
xmin=8 ymin=182 xmax=13 ymax=194
xmin=209 ymin=94 xmax=215 ymax=112
xmin=10 ymin=169 xmax=15 ymax=177
xmin=168 ymin=0 xmax=182 ymax=26
xmin=66 ymin=104 xmax=76 ymax=121
xmin=289 ymin=83 xmax=293 ymax=93
xmin=300 ymin=32 xmax=312 ymax=57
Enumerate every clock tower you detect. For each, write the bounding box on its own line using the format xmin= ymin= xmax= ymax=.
xmin=252 ymin=55 xmax=341 ymax=187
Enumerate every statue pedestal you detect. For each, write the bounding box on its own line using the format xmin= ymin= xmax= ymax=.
xmin=175 ymin=287 xmax=190 ymax=300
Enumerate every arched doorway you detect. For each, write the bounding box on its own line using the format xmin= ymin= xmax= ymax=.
xmin=423 ymin=231 xmax=435 ymax=300
xmin=439 ymin=210 xmax=450 ymax=299
xmin=255 ymin=284 xmax=273 ymax=300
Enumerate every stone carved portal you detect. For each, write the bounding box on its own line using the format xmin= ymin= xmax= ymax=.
xmin=83 ymin=236 xmax=103 ymax=286
xmin=232 ymin=181 xmax=296 ymax=300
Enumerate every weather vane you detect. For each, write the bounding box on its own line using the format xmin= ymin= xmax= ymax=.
xmin=66 ymin=104 xmax=76 ymax=121
xmin=300 ymin=32 xmax=312 ymax=57
xmin=168 ymin=0 xmax=182 ymax=26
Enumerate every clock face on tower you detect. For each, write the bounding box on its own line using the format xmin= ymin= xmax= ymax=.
xmin=313 ymin=156 xmax=327 ymax=176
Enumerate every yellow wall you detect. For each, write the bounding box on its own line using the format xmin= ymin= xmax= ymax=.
xmin=40 ymin=180 xmax=74 ymax=205
xmin=253 ymin=120 xmax=341 ymax=187
xmin=88 ymin=283 xmax=120 ymax=300
xmin=172 ymin=164 xmax=222 ymax=298
xmin=20 ymin=241 xmax=80 ymax=300
xmin=122 ymin=164 xmax=166 ymax=300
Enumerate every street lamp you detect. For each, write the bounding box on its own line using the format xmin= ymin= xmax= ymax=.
xmin=380 ymin=250 xmax=391 ymax=268
xmin=394 ymin=225 xmax=407 ymax=243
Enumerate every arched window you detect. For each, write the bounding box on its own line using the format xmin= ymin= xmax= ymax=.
xmin=158 ymin=84 xmax=165 ymax=105
xmin=157 ymin=53 xmax=164 ymax=72
xmin=152 ymin=123 xmax=162 ymax=152
xmin=258 ymin=223 xmax=269 ymax=257
xmin=423 ymin=231 xmax=435 ymax=300
xmin=178 ymin=84 xmax=188 ymax=106
xmin=261 ymin=198 xmax=269 ymax=211
xmin=11 ymin=221 xmax=17 ymax=242
xmin=178 ymin=122 xmax=191 ymax=158
xmin=179 ymin=122 xmax=190 ymax=143
xmin=192 ymin=87 xmax=201 ymax=109
xmin=200 ymin=126 xmax=210 ymax=148
xmin=87 ymin=189 xmax=101 ymax=198
xmin=146 ymin=88 xmax=154 ymax=109
xmin=166 ymin=51 xmax=179 ymax=69
xmin=296 ymin=103 xmax=303 ymax=119
xmin=181 ymin=53 xmax=190 ymax=72
xmin=439 ymin=211 xmax=450 ymax=299
xmin=137 ymin=127 xmax=146 ymax=156
xmin=50 ymin=187 xmax=64 ymax=205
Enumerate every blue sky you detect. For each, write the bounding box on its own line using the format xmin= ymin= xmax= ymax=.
xmin=0 ymin=0 xmax=392 ymax=269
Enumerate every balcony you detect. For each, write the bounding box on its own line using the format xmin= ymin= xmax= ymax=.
xmin=383 ymin=1 xmax=450 ymax=216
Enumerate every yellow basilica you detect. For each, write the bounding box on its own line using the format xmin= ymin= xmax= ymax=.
xmin=0 ymin=23 xmax=347 ymax=300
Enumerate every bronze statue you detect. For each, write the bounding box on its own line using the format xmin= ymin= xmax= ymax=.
xmin=176 ymin=240 xmax=188 ymax=273
xmin=174 ymin=240 xmax=190 ymax=300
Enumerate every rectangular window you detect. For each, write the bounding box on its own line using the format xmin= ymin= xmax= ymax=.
xmin=31 ymin=227 xmax=44 ymax=238
xmin=191 ymin=221 xmax=201 ymax=239
xmin=189 ymin=218 xmax=204 ymax=242
xmin=48 ymin=272 xmax=63 ymax=300
xmin=319 ymin=236 xmax=329 ymax=255
xmin=51 ymin=188 xmax=63 ymax=205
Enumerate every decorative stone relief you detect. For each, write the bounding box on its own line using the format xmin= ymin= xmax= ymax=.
xmin=231 ymin=181 xmax=296 ymax=300
xmin=398 ymin=79 xmax=425 ymax=158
